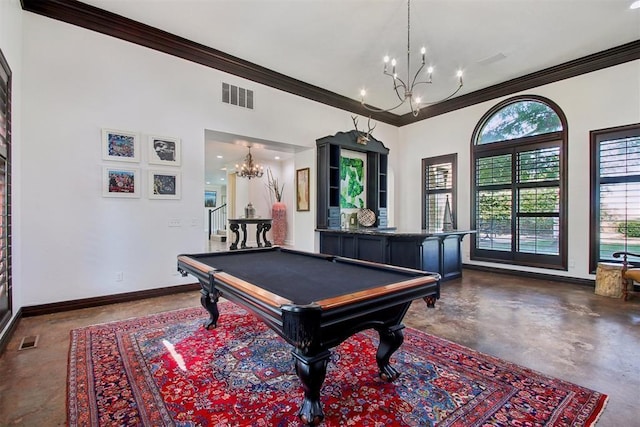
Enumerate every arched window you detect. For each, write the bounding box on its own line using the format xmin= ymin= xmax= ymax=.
xmin=471 ymin=96 xmax=567 ymax=270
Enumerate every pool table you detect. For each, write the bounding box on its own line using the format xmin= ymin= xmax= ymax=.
xmin=177 ymin=246 xmax=440 ymax=425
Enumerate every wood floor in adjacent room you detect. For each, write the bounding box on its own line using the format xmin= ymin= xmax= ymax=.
xmin=1 ymin=268 xmax=639 ymax=426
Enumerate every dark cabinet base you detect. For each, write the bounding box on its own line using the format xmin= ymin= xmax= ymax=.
xmin=318 ymin=229 xmax=473 ymax=282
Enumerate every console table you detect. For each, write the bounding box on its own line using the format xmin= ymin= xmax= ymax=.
xmin=228 ymin=218 xmax=272 ymax=250
xmin=318 ymin=228 xmax=475 ymax=281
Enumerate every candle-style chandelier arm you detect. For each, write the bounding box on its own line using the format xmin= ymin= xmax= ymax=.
xmin=360 ymin=97 xmax=413 ymax=114
xmin=411 ymin=78 xmax=464 ymax=106
xmin=358 ymin=0 xmax=465 ymax=117
xmin=409 ymin=62 xmax=430 ymax=89
xmin=382 ymin=69 xmax=409 ymax=103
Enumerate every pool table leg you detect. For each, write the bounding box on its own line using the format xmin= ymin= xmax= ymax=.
xmin=376 ymin=324 xmax=404 ymax=381
xmin=423 ymin=295 xmax=437 ymax=308
xmin=292 ymin=349 xmax=331 ymax=426
xmin=200 ymin=287 xmax=221 ymax=330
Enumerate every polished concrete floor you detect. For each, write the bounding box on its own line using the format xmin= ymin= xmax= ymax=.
xmin=1 ymin=264 xmax=639 ymax=426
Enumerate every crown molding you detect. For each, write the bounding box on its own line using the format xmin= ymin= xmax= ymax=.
xmin=396 ymin=40 xmax=640 ymax=126
xmin=21 ymin=0 xmax=640 ymax=128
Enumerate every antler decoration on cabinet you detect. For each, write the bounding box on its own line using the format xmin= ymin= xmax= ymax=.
xmin=351 ymin=115 xmax=377 ymax=145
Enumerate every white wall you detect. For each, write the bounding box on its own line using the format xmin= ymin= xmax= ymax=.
xmin=397 ymin=60 xmax=640 ymax=280
xmin=18 ymin=13 xmax=399 ymax=306
xmin=9 ymin=6 xmax=639 ymax=314
xmin=294 ymin=148 xmax=316 ymax=252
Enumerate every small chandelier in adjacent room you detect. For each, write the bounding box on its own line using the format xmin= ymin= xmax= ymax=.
xmin=235 ymin=147 xmax=264 ymax=179
xmin=359 ymin=0 xmax=464 ymax=117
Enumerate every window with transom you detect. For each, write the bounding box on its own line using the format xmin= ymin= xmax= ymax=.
xmin=471 ymin=96 xmax=567 ymax=269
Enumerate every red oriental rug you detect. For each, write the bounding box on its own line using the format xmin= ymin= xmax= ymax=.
xmin=68 ymin=303 xmax=607 ymax=426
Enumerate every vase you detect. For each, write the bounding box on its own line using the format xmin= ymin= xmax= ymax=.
xmin=271 ymin=202 xmax=287 ymax=245
xmin=442 ymin=195 xmax=453 ymax=231
xmin=244 ymin=202 xmax=255 ymax=218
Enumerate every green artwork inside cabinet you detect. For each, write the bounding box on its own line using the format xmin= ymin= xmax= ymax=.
xmin=340 ymin=149 xmax=366 ymax=209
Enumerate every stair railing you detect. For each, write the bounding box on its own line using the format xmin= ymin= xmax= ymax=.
xmin=208 ymin=203 xmax=227 ymax=239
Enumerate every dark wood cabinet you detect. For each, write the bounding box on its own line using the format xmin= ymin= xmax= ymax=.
xmin=315 ymin=129 xmax=474 ymax=281
xmin=316 ymin=130 xmax=389 ymax=229
xmin=318 ymin=229 xmax=474 ymax=282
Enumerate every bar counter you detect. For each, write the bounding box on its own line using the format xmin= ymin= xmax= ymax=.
xmin=317 ymin=227 xmax=474 ymax=281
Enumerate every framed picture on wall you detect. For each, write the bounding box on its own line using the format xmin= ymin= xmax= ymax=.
xmin=296 ymin=167 xmax=310 ymax=211
xmin=149 ymin=170 xmax=181 ymax=199
xmin=340 ymin=150 xmax=366 ymax=209
xmin=148 ymin=135 xmax=181 ymax=166
xmin=205 ymin=190 xmax=217 ymax=207
xmin=102 ymin=128 xmax=140 ymax=162
xmin=102 ymin=166 xmax=140 ymax=198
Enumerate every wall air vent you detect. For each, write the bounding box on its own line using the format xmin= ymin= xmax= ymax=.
xmin=222 ymin=83 xmax=254 ymax=109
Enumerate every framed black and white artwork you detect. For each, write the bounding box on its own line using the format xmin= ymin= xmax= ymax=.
xmin=148 ymin=135 xmax=181 ymax=166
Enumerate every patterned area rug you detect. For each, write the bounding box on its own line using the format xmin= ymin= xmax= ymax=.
xmin=68 ymin=303 xmax=607 ymax=426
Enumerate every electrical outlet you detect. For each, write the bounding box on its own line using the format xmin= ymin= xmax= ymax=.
xmin=116 ymin=272 xmax=123 ymax=281
xmin=168 ymin=218 xmax=181 ymax=227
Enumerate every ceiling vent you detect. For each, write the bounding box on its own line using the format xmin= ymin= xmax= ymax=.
xmin=222 ymin=83 xmax=254 ymax=110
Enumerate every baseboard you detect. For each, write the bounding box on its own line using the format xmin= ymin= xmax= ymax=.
xmin=462 ymin=264 xmax=595 ymax=287
xmin=0 ymin=307 xmax=23 ymax=355
xmin=21 ymin=282 xmax=200 ymax=317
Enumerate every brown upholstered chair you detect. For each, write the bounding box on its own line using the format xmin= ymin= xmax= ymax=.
xmin=612 ymin=251 xmax=640 ymax=301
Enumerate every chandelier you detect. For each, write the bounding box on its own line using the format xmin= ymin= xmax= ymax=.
xmin=235 ymin=147 xmax=264 ymax=179
xmin=359 ymin=0 xmax=464 ymax=117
